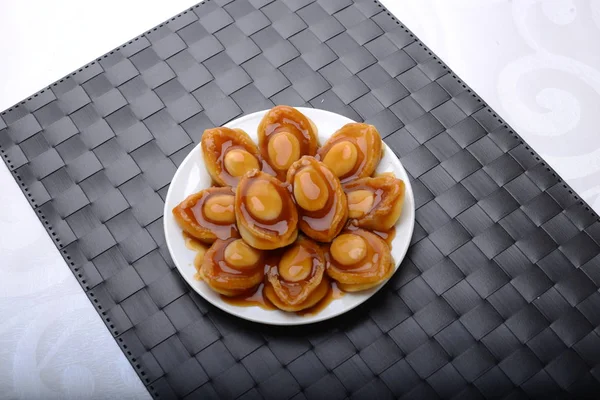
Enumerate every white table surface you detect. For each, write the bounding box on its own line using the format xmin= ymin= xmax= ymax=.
xmin=1 ymin=0 xmax=599 ymax=398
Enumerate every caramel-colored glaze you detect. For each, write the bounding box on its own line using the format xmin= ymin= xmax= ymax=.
xmin=200 ymin=238 xmax=268 ymax=296
xmin=330 ymin=233 xmax=368 ymax=265
xmin=325 ymin=229 xmax=393 ymax=292
xmin=229 ymin=278 xmax=345 ymax=315
xmin=258 ymin=105 xmax=319 ymax=180
xmin=221 ymin=283 xmax=277 ymax=310
xmin=184 ymin=232 xmax=209 ymax=252
xmin=279 ymin=243 xmax=314 ymax=282
xmin=224 ymin=149 xmax=260 ymax=177
xmin=286 ymin=156 xmax=348 ymax=243
xmin=344 ymin=175 xmax=405 ymax=231
xmin=173 ymin=187 xmax=239 ymax=243
xmin=371 ymin=227 xmax=396 ymax=246
xmin=264 ymin=277 xmax=330 ymax=312
xmin=322 ymin=141 xmax=358 ymax=178
xmin=268 ymin=131 xmax=301 ymax=171
xmin=235 ymin=170 xmax=298 ymax=250
xmin=245 ymin=179 xmax=283 ymax=221
xmin=204 ymin=194 xmax=235 ymax=223
xmin=266 ymin=236 xmax=327 ymax=311
xmin=201 ymin=127 xmax=264 ymax=187
xmin=316 ymin=123 xmax=382 ymax=183
xmin=344 ymin=223 xmax=396 ymax=247
xmin=186 ymin=232 xmax=209 ymax=280
xmin=193 ymin=250 xmax=206 ymax=271
xmin=224 ymin=239 xmax=261 ymax=268
xmin=293 ymin=168 xmax=329 ymax=212
xmin=336 ymin=261 xmax=395 ymax=292
xmin=374 ymin=171 xmax=394 ymax=178
xmin=347 ymin=190 xmax=375 ymax=219
xmin=296 ymin=281 xmax=345 ymax=316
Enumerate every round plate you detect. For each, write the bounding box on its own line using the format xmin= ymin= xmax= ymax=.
xmin=164 ymin=107 xmax=415 ymax=325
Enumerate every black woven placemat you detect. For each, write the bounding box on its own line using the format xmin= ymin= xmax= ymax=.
xmin=2 ymin=0 xmax=600 ymax=398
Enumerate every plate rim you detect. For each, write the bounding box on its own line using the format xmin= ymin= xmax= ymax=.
xmin=163 ymin=107 xmax=415 ymax=326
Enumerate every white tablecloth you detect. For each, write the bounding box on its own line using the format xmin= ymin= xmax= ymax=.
xmin=1 ymin=0 xmax=599 ymax=398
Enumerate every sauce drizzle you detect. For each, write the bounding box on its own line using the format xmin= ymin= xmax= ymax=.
xmin=183 ymin=232 xmax=207 ymax=252
xmin=221 ymin=283 xmax=276 ymax=310
xmin=371 ymin=227 xmax=396 ymax=246
xmin=296 ymin=281 xmax=345 ymax=316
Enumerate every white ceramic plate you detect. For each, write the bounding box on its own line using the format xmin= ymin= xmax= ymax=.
xmin=164 ymin=107 xmax=415 ymax=325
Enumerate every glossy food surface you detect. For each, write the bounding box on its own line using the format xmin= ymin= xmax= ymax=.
xmin=172 ymin=187 xmax=239 ymax=243
xmin=344 ymin=175 xmax=406 ymax=231
xmin=316 ymin=123 xmax=382 ymax=183
xmin=164 ymin=107 xmax=415 ymax=325
xmin=200 ymin=238 xmax=267 ymax=296
xmin=286 ymin=156 xmax=348 ymax=242
xmin=201 ymin=127 xmax=264 ymax=186
xmin=266 ymin=237 xmax=328 ymax=311
xmin=325 ymin=228 xmax=393 ymax=292
xmin=235 ymin=170 xmax=298 ymax=250
xmin=258 ymin=105 xmax=318 ymax=179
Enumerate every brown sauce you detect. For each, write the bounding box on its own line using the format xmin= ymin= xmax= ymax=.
xmin=260 ymin=159 xmax=277 ymax=177
xmin=184 ymin=231 xmax=209 ymax=280
xmin=297 ymin=281 xmax=345 ymax=316
xmin=291 ymin=160 xmax=344 ymax=236
xmin=317 ymin=124 xmax=375 ymax=183
xmin=371 ymin=227 xmax=396 ymax=246
xmin=210 ymin=238 xmax=265 ymax=280
xmin=317 ymin=136 xmax=364 ymax=183
xmin=209 ymin=129 xmax=261 ymax=186
xmin=238 ymin=173 xmax=294 ymax=236
xmin=183 ymin=232 xmax=207 ymax=252
xmin=191 ymin=240 xmax=359 ymax=316
xmin=270 ymin=248 xmax=322 ymax=299
xmin=259 ymin=107 xmax=316 ymax=178
xmin=254 ymin=238 xmax=330 ymax=314
xmin=221 ymin=283 xmax=276 ymax=310
xmin=224 ymin=279 xmax=345 ymax=316
xmin=326 ymin=229 xmax=387 ymax=277
xmin=344 ymin=184 xmax=385 ymax=217
xmin=194 ymin=258 xmax=204 ymax=280
xmin=344 ymin=175 xmax=404 ymax=221
xmin=182 ymin=188 xmax=238 ymax=241
xmin=297 ymin=170 xmax=323 ymax=201
xmin=264 ymin=122 xmax=307 ymax=153
xmin=301 ymin=201 xmax=337 ymax=233
xmin=216 ymin=239 xmax=347 ymax=316
xmin=374 ymin=171 xmax=395 ymax=178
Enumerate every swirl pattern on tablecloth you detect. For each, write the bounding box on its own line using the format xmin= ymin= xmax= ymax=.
xmin=0 ymin=164 xmax=148 ymax=400
xmin=395 ymin=0 xmax=600 ymax=213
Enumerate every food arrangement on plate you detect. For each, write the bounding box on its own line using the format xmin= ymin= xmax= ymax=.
xmin=172 ymin=105 xmax=407 ymax=315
